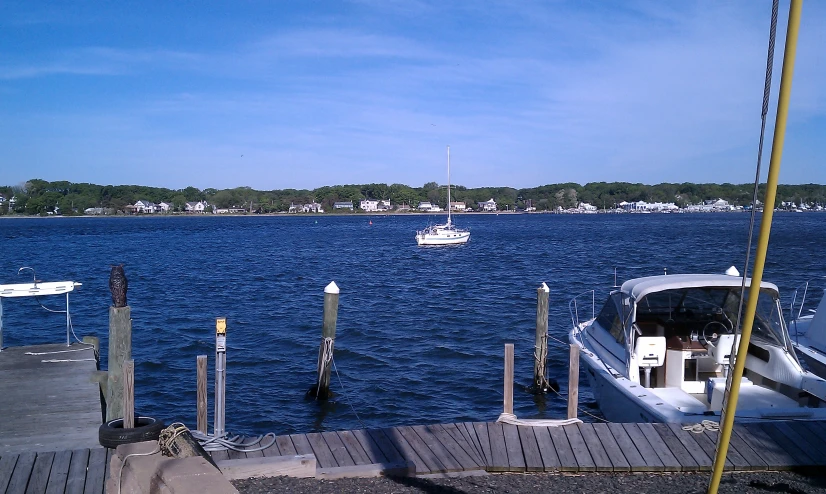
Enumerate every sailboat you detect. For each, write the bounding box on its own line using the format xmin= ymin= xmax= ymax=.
xmin=415 ymin=146 xmax=470 ymax=246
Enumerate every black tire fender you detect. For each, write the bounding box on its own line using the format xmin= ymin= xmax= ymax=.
xmin=99 ymin=416 xmax=165 ymax=449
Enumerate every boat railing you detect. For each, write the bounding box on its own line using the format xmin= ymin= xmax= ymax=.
xmin=788 ymin=278 xmax=825 ymax=342
xmin=569 ymin=289 xmax=595 ymax=331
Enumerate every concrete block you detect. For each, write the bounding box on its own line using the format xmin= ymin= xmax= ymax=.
xmin=216 ymin=454 xmax=316 ymax=480
xmin=154 ymin=457 xmax=237 ymax=494
xmin=316 ymin=461 xmax=416 ymax=479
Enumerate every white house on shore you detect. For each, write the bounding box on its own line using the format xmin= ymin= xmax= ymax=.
xmin=185 ymin=201 xmax=209 ymax=213
xmin=134 ymin=200 xmax=156 ymax=213
xmin=334 ymin=201 xmax=354 ymax=210
xmin=158 ymin=202 xmax=171 ymax=212
xmin=450 ymin=201 xmax=466 ymax=212
xmin=477 ymin=198 xmax=497 ymax=212
xmin=417 ymin=201 xmax=433 ymax=211
xmin=360 ymin=199 xmax=379 ymax=212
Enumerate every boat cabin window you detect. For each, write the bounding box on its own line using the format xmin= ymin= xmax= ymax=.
xmin=596 ymin=292 xmax=625 ymax=344
xmin=634 ymin=287 xmax=787 ymax=349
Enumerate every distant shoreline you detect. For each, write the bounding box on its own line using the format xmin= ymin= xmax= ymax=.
xmin=1 ymin=209 xmax=819 ymax=220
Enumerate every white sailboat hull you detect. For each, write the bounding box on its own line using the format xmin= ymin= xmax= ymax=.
xmin=415 ymin=228 xmax=470 ymax=246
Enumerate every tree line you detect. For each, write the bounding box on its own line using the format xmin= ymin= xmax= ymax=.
xmin=1 ymin=179 xmax=824 ymax=215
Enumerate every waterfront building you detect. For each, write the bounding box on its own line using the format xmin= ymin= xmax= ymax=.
xmin=477 ymin=198 xmax=497 ymax=211
xmin=333 ymin=201 xmax=354 ymax=210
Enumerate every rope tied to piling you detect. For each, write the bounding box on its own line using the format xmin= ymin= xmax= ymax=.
xmin=316 ymin=336 xmax=335 ymax=396
xmin=497 ymin=412 xmax=582 ymax=427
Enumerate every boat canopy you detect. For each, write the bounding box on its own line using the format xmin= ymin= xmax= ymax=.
xmin=0 ymin=281 xmax=82 ymax=350
xmin=621 ymin=274 xmax=779 ymax=301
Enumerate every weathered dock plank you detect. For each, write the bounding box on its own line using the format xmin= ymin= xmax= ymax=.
xmin=305 ymin=433 xmax=338 ymax=468
xmin=360 ymin=429 xmax=406 ymax=466
xmin=532 ymin=427 xmax=561 ymax=472
xmin=320 ymin=431 xmax=355 ymax=467
xmin=577 ymin=424 xmax=612 ymax=472
xmin=606 ymin=423 xmax=648 ymax=471
xmin=65 ymin=449 xmax=89 ymax=494
xmin=0 ymin=344 xmax=102 ymax=455
xmin=378 ymin=427 xmax=427 ymax=474
xmin=44 ymin=450 xmax=72 ymax=494
xmin=592 ymin=423 xmax=630 ymax=472
xmin=7 ymin=451 xmax=36 ymax=494
xmin=472 ymin=422 xmax=493 ymax=468
xmin=547 ymin=424 xmax=578 ymax=472
xmin=26 ymin=451 xmax=55 ymax=494
xmin=501 ymin=424 xmax=526 ymax=472
xmin=516 ymin=426 xmax=544 ymax=472
xmin=83 ymin=447 xmax=107 ymax=494
xmin=336 ymin=431 xmax=371 ymax=465
xmin=665 ymin=424 xmax=714 ymax=471
xmin=651 ymin=423 xmax=698 ymax=471
xmin=429 ymin=424 xmax=480 ymax=471
xmin=441 ymin=423 xmax=483 ymax=467
xmin=632 ymin=423 xmax=678 ymax=470
xmin=485 ymin=422 xmax=509 ymax=472
xmin=563 ymin=423 xmax=595 ymax=471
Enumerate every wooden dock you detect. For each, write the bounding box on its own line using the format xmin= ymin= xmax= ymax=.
xmin=0 ymin=343 xmax=102 ymax=455
xmin=211 ymin=420 xmax=826 ymax=474
xmin=3 ymin=420 xmax=826 ymax=492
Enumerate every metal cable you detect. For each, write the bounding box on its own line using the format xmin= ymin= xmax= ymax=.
xmin=720 ymin=0 xmax=780 ymax=433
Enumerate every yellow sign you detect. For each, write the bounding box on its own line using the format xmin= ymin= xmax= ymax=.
xmin=216 ymin=317 xmax=227 ymax=335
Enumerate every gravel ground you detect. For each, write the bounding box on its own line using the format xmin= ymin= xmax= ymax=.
xmin=233 ymin=471 xmax=826 ymax=494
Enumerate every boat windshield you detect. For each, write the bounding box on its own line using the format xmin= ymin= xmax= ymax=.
xmin=635 ymin=287 xmax=787 ymax=348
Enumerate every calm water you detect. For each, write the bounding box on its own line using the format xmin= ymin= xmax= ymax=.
xmin=0 ymin=212 xmax=823 ymax=435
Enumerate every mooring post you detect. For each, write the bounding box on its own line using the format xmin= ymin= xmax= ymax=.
xmin=567 ymin=344 xmax=580 ymax=419
xmin=504 ymin=343 xmax=514 ymax=415
xmin=309 ymin=281 xmax=340 ymax=400
xmin=123 ymin=359 xmax=134 ymax=428
xmin=106 ymin=306 xmax=132 ymax=421
xmin=197 ymin=355 xmax=208 ymax=435
xmin=214 ymin=318 xmax=227 ymax=438
xmin=533 ymin=283 xmax=550 ymax=392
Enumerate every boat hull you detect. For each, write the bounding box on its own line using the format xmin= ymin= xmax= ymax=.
xmin=415 ymin=231 xmax=470 ymax=246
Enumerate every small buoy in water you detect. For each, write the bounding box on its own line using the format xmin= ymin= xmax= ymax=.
xmin=315 ymin=220 xmax=317 ymax=224
xmin=369 ymin=220 xmax=373 ymax=225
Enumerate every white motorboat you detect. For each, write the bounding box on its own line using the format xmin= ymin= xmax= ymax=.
xmin=788 ymin=285 xmax=826 ymax=377
xmin=415 ymin=146 xmax=470 ymax=246
xmin=569 ymin=272 xmax=826 ymax=423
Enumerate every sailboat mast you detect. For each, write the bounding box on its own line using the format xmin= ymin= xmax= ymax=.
xmin=447 ymin=145 xmax=451 ymax=225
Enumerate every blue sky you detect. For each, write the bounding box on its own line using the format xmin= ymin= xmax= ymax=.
xmin=1 ymin=1 xmax=824 ymax=190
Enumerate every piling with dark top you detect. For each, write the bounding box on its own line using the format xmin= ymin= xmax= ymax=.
xmin=106 ymin=306 xmax=132 ymax=421
xmin=533 ymin=283 xmax=550 ymax=393
xmin=308 ymin=281 xmax=340 ymax=400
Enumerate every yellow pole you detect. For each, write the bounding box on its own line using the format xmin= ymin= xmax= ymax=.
xmin=707 ymin=1 xmax=802 ymax=492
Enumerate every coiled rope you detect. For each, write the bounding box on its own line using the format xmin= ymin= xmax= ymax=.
xmin=683 ymin=420 xmax=720 ymax=434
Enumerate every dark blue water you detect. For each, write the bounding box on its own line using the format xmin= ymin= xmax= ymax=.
xmin=0 ymin=213 xmax=823 ymax=435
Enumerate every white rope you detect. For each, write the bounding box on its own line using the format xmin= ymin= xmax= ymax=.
xmin=118 ymin=444 xmax=161 ymax=494
xmin=25 ymin=346 xmax=94 ymax=355
xmin=496 ymin=412 xmax=582 ymax=427
xmin=682 ymin=420 xmax=720 ymax=433
xmin=41 ymin=358 xmax=97 ymax=363
xmin=317 ymin=337 xmax=334 ymax=386
xmin=190 ymin=429 xmax=277 ymax=452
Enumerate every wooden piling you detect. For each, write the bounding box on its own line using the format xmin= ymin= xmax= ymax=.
xmin=123 ymin=359 xmax=134 ymax=428
xmin=308 ymin=281 xmax=340 ymax=400
xmin=197 ymin=355 xmax=208 ymax=434
xmin=504 ymin=343 xmax=514 ymax=415
xmin=533 ymin=283 xmax=550 ymax=392
xmin=106 ymin=306 xmax=132 ymax=421
xmin=567 ymin=344 xmax=580 ymax=419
